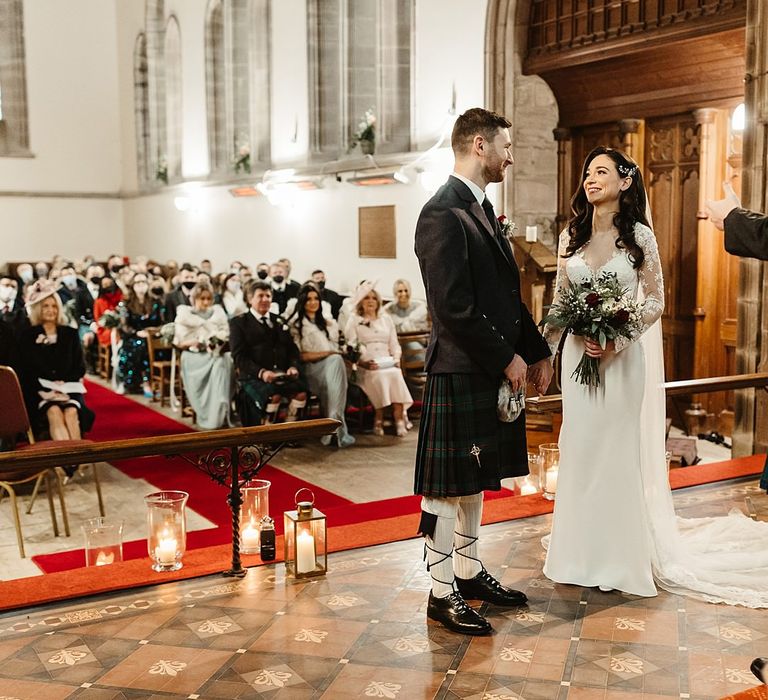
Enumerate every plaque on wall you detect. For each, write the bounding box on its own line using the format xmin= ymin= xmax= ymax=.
xmin=359 ymin=205 xmax=396 ymax=259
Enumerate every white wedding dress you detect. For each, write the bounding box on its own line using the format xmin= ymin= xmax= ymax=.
xmin=542 ymin=223 xmax=768 ymax=607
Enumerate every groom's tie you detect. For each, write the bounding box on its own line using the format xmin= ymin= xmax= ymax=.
xmin=481 ymin=196 xmax=498 ymax=233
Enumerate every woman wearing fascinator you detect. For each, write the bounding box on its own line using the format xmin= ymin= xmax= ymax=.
xmin=542 ymin=146 xmax=768 ymax=606
xmin=344 ymin=281 xmax=413 ymax=436
xmin=18 ymin=279 xmax=94 ymax=440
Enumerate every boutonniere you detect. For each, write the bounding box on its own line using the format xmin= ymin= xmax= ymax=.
xmin=497 ymin=215 xmax=517 ymax=239
xmin=35 ymin=333 xmax=50 ymax=345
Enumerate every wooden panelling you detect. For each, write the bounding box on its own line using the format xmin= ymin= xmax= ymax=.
xmin=533 ymin=28 xmax=746 ymax=127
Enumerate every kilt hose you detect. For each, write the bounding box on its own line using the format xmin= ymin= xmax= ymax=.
xmin=414 ymin=372 xmax=529 ymax=497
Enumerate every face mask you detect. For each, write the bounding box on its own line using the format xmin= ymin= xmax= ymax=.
xmin=256 ymin=270 xmax=269 ymax=280
xmin=226 ymin=280 xmax=240 ymax=293
xmin=18 ymin=269 xmax=33 ymax=283
xmin=230 ymin=266 xmax=241 ymax=274
xmin=0 ymin=286 xmax=17 ymax=303
xmin=134 ymin=282 xmax=149 ymax=294
xmin=272 ymin=275 xmax=284 ymax=285
xmin=62 ymin=274 xmax=77 ymax=289
xmin=36 ymin=268 xmax=49 ymax=279
xmin=151 ymin=286 xmax=164 ymax=296
xmin=182 ymin=281 xmax=196 ymax=290
xmin=315 ymin=280 xmax=326 ymax=290
xmin=90 ymin=276 xmax=102 ymax=286
xmin=102 ymin=284 xmax=116 ymax=295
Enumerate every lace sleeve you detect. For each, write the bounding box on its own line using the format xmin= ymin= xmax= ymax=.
xmin=614 ymin=223 xmax=665 ymax=353
xmin=542 ymin=229 xmax=570 ymax=357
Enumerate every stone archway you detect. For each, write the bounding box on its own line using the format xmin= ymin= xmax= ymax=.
xmin=484 ymin=0 xmax=559 ymax=247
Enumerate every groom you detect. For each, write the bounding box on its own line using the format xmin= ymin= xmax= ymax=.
xmin=413 ymin=107 xmax=553 ymax=635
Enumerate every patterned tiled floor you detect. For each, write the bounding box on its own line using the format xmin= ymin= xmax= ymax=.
xmin=0 ymin=478 xmax=764 ymax=699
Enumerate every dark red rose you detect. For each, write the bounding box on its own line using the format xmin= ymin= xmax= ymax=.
xmin=497 ymin=215 xmax=507 ymax=223
xmin=609 ymin=309 xmax=630 ymax=327
xmin=585 ymin=292 xmax=600 ymax=307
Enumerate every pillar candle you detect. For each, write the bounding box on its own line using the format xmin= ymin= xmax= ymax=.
xmin=241 ymin=521 xmax=260 ymax=550
xmin=296 ymin=529 xmax=316 ymax=574
xmin=155 ymin=536 xmax=177 ymax=565
xmin=545 ymin=466 xmax=559 ymax=494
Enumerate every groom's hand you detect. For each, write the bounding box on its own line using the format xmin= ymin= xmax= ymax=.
xmin=705 ymin=182 xmax=741 ymax=231
xmin=504 ymin=354 xmax=527 ymax=393
xmin=527 ymin=358 xmax=553 ymax=395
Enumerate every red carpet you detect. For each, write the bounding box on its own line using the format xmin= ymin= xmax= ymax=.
xmin=16 ymin=380 xmax=766 ymax=611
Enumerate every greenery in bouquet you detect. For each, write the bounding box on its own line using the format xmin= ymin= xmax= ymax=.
xmin=497 ymin=215 xmax=517 ymax=239
xmin=344 ymin=341 xmax=366 ymax=382
xmin=97 ymin=309 xmax=121 ymax=329
xmin=348 ymin=108 xmax=376 ymax=154
xmin=540 ymin=271 xmax=642 ymax=387
xmin=207 ymin=331 xmax=228 ymax=354
xmin=158 ymin=322 xmax=176 ymax=344
xmin=233 ymin=143 xmax=251 ymax=174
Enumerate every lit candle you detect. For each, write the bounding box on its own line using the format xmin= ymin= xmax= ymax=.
xmin=155 ymin=536 xmax=177 ymax=565
xmin=525 ymin=225 xmax=538 ymax=243
xmin=241 ymin=520 xmax=260 ymax=551
xmin=95 ymin=551 xmax=114 ymax=566
xmin=296 ymin=529 xmax=316 ymax=574
xmin=520 ymin=477 xmax=537 ymax=496
xmin=545 ymin=466 xmax=559 ymax=494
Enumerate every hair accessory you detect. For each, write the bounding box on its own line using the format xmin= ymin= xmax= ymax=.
xmin=617 ymin=164 xmax=637 ymax=178
xmin=352 ymin=280 xmax=378 ymax=308
xmin=25 ymin=279 xmax=58 ymax=308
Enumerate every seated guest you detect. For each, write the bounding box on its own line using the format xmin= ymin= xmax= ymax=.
xmin=93 ymin=276 xmax=123 ymax=347
xmin=164 ymin=264 xmax=197 ymax=322
xmin=0 ymin=318 xmax=18 ymax=370
xmin=221 ymin=273 xmax=247 ymax=318
xmin=311 ymin=269 xmax=345 ymax=320
xmin=117 ymin=273 xmax=163 ymax=396
xmin=56 ymin=263 xmax=88 ymax=326
xmin=0 ymin=275 xmax=30 ymax=339
xmin=344 ymin=281 xmax=413 ymax=437
xmin=291 ymin=283 xmax=355 ymax=448
xmin=269 ymin=261 xmax=299 ymax=314
xmin=384 ymin=278 xmax=429 ymax=332
xmin=173 ymin=283 xmax=233 ymax=429
xmin=72 ymin=264 xmax=105 ymax=373
xmin=34 ymin=261 xmax=50 ymax=280
xmin=106 ymin=255 xmax=124 ymax=278
xmin=200 ymin=259 xmax=213 ymax=275
xmin=230 ymin=280 xmax=308 ymax=425
xmin=255 ymin=262 xmax=271 ymax=281
xmin=15 ymin=262 xmax=34 ymax=287
xmin=18 ymin=280 xmax=94 ymax=439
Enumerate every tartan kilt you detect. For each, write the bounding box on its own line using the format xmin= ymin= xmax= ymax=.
xmin=414 ymin=373 xmax=529 ymax=497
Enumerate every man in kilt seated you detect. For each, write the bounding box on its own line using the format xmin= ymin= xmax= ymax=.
xmin=413 ymin=108 xmax=553 ymax=635
xmin=230 ymin=280 xmax=308 ymax=425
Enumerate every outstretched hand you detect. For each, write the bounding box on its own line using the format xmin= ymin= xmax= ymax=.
xmin=705 ymin=182 xmax=741 ymax=231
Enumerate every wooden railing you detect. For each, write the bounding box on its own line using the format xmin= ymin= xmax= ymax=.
xmin=0 ymin=419 xmax=340 ymax=576
xmin=525 ymin=372 xmax=768 ymax=413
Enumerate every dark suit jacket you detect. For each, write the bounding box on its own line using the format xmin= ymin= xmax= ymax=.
xmin=724 ymin=208 xmax=768 ymax=260
xmin=270 ymin=281 xmax=300 ymax=315
xmin=414 ymin=176 xmax=550 ymax=377
xmin=0 ymin=298 xmax=29 ymax=339
xmin=229 ymin=312 xmax=301 ymax=380
xmin=163 ymin=287 xmax=192 ymax=322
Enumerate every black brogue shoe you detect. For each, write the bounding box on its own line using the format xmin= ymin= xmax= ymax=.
xmin=427 ymin=592 xmax=492 ymax=635
xmin=750 ymin=657 xmax=767 ymax=684
xmin=456 ymin=569 xmax=528 ymax=607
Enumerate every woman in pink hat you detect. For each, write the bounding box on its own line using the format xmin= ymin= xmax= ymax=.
xmin=344 ymin=281 xmax=413 ymax=436
xmin=18 ymin=280 xmax=94 ymax=439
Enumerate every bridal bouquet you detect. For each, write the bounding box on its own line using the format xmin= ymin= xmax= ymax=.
xmin=541 ymin=271 xmax=642 ymax=387
xmin=97 ymin=309 xmax=120 ymax=329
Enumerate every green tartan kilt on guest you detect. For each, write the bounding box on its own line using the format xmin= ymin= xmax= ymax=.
xmin=414 ymin=373 xmax=529 ymax=497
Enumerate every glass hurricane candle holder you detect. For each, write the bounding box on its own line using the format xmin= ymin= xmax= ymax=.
xmin=527 ymin=450 xmax=543 ymax=492
xmin=145 ymin=490 xmax=188 ymax=572
xmin=539 ymin=443 xmax=560 ymax=501
xmin=240 ymin=479 xmax=271 ymax=555
xmin=82 ymin=517 xmax=124 ymax=567
xmin=284 ymin=488 xmax=327 ymax=579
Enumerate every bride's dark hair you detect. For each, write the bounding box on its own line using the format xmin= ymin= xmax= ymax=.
xmin=565 ymin=146 xmax=650 ymax=270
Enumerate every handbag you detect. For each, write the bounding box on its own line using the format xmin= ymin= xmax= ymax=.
xmin=497 ymin=379 xmax=525 ymax=422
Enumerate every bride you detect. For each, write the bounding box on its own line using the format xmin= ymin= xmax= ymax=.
xmin=542 ymin=146 xmax=768 ymax=606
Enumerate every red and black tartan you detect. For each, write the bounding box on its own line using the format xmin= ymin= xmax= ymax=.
xmin=413 ymin=373 xmax=529 ymax=497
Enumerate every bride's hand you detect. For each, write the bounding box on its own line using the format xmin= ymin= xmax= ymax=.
xmin=583 ymin=337 xmax=614 ymax=358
